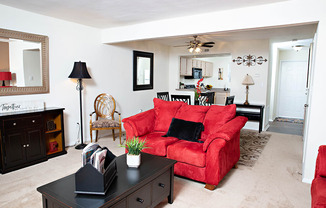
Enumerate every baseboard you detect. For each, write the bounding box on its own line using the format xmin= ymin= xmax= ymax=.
xmin=302 ymin=177 xmax=313 ymax=184
xmin=264 ymin=123 xmax=270 ymax=131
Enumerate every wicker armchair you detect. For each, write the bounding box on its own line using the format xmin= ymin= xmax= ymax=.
xmin=89 ymin=93 xmax=122 ymax=144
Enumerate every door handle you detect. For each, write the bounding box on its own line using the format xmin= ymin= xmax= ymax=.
xmin=304 ymin=104 xmax=309 ymax=108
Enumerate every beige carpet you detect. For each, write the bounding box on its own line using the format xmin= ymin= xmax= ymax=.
xmin=0 ymin=131 xmax=310 ymax=208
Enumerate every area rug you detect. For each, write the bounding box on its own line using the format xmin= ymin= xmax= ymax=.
xmin=239 ymin=130 xmax=271 ymax=167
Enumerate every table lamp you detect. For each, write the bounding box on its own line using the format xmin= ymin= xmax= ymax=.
xmin=68 ymin=61 xmax=91 ymax=150
xmin=0 ymin=72 xmax=12 ymax=87
xmin=242 ymin=74 xmax=254 ymax=105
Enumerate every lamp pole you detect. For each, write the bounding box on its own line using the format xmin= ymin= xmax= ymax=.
xmin=75 ymin=78 xmax=86 ymax=149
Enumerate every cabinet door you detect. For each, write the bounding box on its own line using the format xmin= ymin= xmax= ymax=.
xmin=192 ymin=59 xmax=202 ymax=68
xmin=180 ymin=58 xmax=187 ymax=76
xmin=3 ymin=130 xmax=26 ymax=168
xmin=206 ymin=62 xmax=213 ymax=77
xmin=202 ymin=62 xmax=207 ymax=77
xmin=25 ymin=127 xmax=46 ymax=162
xmin=186 ymin=58 xmax=192 ymax=76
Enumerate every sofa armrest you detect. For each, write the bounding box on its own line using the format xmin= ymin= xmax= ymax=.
xmin=122 ymin=109 xmax=155 ymax=139
xmin=203 ymin=116 xmax=248 ymax=152
xmin=315 ymin=145 xmax=326 ymax=178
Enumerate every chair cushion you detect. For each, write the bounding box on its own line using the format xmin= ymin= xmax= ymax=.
xmin=174 ymin=104 xmax=210 ymax=123
xmin=92 ymin=119 xmax=120 ymax=128
xmin=167 ymin=140 xmax=206 ymax=168
xmin=201 ymin=104 xmax=236 ymax=140
xmin=317 ymin=145 xmax=326 ymax=177
xmin=139 ymin=132 xmax=179 ymax=156
xmin=153 ymin=98 xmax=185 ymax=132
xmin=163 ymin=118 xmax=204 ymax=142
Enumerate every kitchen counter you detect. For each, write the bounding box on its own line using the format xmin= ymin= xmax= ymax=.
xmin=176 ymin=88 xmax=230 ymax=93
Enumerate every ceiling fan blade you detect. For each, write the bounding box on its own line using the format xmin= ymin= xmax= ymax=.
xmin=202 ymin=42 xmax=215 ymax=45
xmin=201 ymin=45 xmax=214 ymax=48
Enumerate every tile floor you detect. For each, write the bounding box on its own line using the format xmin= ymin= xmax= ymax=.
xmin=267 ymin=119 xmax=303 ymax=136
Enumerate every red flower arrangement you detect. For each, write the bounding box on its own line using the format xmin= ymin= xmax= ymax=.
xmin=195 ymin=78 xmax=204 ymax=100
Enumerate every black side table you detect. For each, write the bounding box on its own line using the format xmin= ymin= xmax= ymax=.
xmin=235 ymin=104 xmax=265 ymax=133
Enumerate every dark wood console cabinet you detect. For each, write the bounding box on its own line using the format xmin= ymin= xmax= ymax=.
xmin=0 ymin=107 xmax=66 ymax=173
xmin=236 ymin=104 xmax=265 ymax=133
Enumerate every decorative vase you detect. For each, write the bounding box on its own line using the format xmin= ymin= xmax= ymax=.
xmin=126 ymin=154 xmax=141 ymax=168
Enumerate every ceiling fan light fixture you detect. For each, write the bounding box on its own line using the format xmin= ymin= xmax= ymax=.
xmin=195 ymin=47 xmax=202 ymax=53
xmin=188 ymin=47 xmax=194 ymax=53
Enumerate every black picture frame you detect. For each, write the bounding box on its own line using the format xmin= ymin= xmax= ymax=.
xmin=133 ymin=50 xmax=154 ymax=91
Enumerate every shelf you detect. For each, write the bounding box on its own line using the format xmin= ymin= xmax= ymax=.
xmin=45 ymin=130 xmax=63 ymax=155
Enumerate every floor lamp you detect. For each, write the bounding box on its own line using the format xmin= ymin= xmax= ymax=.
xmin=68 ymin=61 xmax=91 ymax=150
xmin=242 ymin=74 xmax=255 ymax=105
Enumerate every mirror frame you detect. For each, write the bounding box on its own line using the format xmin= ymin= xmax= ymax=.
xmin=0 ymin=28 xmax=49 ymax=96
xmin=133 ymin=50 xmax=154 ymax=91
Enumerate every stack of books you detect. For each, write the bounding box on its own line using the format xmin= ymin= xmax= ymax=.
xmin=81 ymin=143 xmax=115 ymax=174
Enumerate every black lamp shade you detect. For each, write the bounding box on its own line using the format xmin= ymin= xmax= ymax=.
xmin=68 ymin=61 xmax=91 ymax=79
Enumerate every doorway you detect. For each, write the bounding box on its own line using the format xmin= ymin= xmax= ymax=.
xmin=268 ymin=46 xmax=311 ymax=136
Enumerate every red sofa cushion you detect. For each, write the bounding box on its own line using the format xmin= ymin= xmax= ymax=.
xmin=174 ymin=161 xmax=206 ymax=183
xmin=139 ymin=132 xmax=179 ymax=157
xmin=311 ymin=177 xmax=326 ymax=208
xmin=153 ymin=98 xmax=185 ymax=132
xmin=175 ymin=104 xmax=210 ymax=123
xmin=167 ymin=140 xmax=206 ymax=168
xmin=201 ymin=104 xmax=236 ymax=140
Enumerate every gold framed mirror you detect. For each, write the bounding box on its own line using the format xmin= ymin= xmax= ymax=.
xmin=0 ymin=28 xmax=49 ymax=96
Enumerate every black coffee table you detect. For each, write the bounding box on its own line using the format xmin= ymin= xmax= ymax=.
xmin=37 ymin=153 xmax=176 ymax=208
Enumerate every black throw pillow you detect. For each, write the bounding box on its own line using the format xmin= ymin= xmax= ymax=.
xmin=163 ymin=118 xmax=204 ymax=142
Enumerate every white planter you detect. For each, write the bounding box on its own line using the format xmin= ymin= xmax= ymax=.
xmin=126 ymin=154 xmax=141 ymax=168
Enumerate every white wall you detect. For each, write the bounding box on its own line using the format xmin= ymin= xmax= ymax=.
xmin=101 ymin=0 xmax=326 ymax=183
xmin=0 ymin=5 xmax=170 ymax=146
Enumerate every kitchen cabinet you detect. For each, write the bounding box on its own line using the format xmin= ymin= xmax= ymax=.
xmin=192 ymin=59 xmax=202 ymax=68
xmin=0 ymin=107 xmax=66 ymax=173
xmin=180 ymin=58 xmax=213 ymax=77
xmin=203 ymin=62 xmax=213 ymax=77
xmin=180 ymin=57 xmax=192 ymax=76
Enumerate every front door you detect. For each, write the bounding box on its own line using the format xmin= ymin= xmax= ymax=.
xmin=277 ymin=61 xmax=308 ymax=119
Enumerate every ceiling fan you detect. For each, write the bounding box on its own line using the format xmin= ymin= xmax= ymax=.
xmin=174 ymin=35 xmax=215 ymax=53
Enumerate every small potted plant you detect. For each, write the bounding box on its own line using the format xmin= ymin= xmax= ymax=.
xmin=123 ymin=137 xmax=147 ymax=168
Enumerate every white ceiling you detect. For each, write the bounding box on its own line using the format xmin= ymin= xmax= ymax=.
xmin=0 ymin=0 xmax=288 ymax=28
xmin=0 ymin=0 xmax=317 ymax=49
xmin=152 ymin=23 xmax=318 ymax=49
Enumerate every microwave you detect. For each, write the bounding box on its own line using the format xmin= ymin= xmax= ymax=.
xmin=185 ymin=68 xmax=202 ymax=79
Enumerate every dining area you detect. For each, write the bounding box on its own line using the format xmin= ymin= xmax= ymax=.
xmin=157 ymin=91 xmax=235 ymax=106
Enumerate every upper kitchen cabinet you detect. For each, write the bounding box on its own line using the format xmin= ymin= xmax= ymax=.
xmin=180 ymin=57 xmax=213 ymax=77
xmin=203 ymin=62 xmax=213 ymax=77
xmin=180 ymin=57 xmax=192 ymax=76
xmin=192 ymin=59 xmax=202 ymax=68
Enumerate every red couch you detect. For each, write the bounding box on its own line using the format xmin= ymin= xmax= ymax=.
xmin=122 ymin=98 xmax=248 ymax=190
xmin=311 ymin=145 xmax=326 ymax=207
